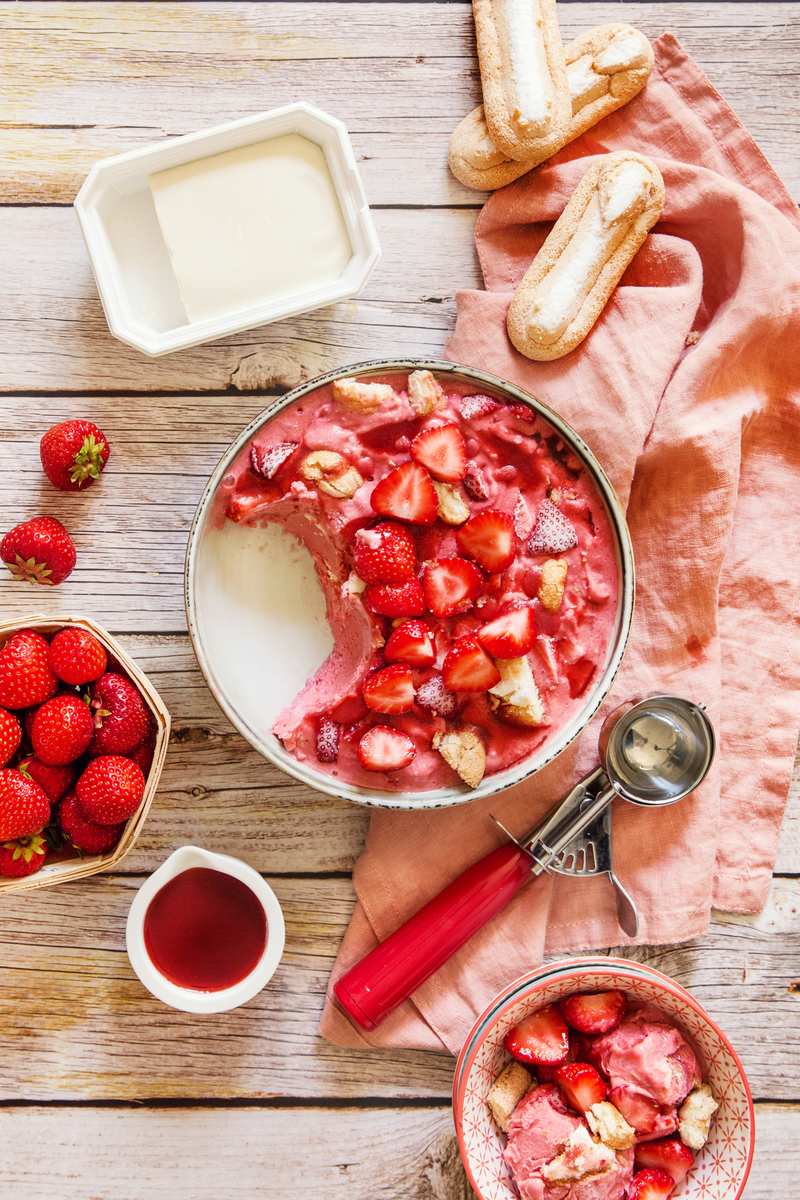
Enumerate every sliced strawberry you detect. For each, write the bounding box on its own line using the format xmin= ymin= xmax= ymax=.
xmin=477 ymin=605 xmax=537 ymax=658
xmin=566 ymin=657 xmax=597 ymax=699
xmin=362 ymin=664 xmax=415 ymax=714
xmin=462 ymin=462 xmax=491 ymax=502
xmin=415 ymin=672 xmax=459 ymax=718
xmin=609 ymin=1086 xmax=675 ymax=1140
xmin=422 ymin=558 xmax=482 ymax=617
xmin=353 ymin=522 xmax=416 ymax=584
xmin=370 ymin=461 xmax=438 ymax=526
xmin=410 ymin=424 xmax=467 ymax=482
xmin=250 ymin=441 xmax=298 ymax=479
xmin=357 ymin=725 xmax=416 ymax=772
xmin=363 ymin=577 xmax=426 ymax=618
xmin=385 ymin=621 xmax=436 ymax=667
xmin=627 ymin=1168 xmax=677 ymax=1200
xmin=456 ymin=510 xmax=516 ymax=573
xmin=504 ymin=1003 xmax=570 ymax=1067
xmin=529 ymin=498 xmax=578 ymax=555
xmin=635 ymin=1138 xmax=695 ymax=1185
xmin=315 ymin=716 xmax=340 ymax=763
xmin=560 ymin=990 xmax=627 ymax=1034
xmin=553 ymin=1062 xmax=608 ymax=1115
xmin=458 ymin=394 xmax=499 ymax=419
xmin=442 ymin=637 xmax=501 ymax=693
xmin=330 ymin=693 xmax=369 ymax=724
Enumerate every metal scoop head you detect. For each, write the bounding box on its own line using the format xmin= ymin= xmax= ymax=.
xmin=603 ymin=694 xmax=715 ymax=805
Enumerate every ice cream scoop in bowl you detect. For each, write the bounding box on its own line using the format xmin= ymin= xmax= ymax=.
xmin=454 ymin=962 xmax=754 ymax=1200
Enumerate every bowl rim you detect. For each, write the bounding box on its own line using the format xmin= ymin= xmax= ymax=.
xmin=184 ymin=357 xmax=635 ymax=810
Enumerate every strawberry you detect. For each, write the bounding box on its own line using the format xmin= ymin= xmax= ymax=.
xmin=40 ymin=420 xmax=109 ymax=491
xmin=363 ymin=577 xmax=426 ymax=618
xmin=385 ymin=620 xmax=436 ymax=667
xmin=250 ymin=441 xmax=297 ymax=479
xmin=353 ymin=522 xmax=416 ymax=584
xmin=0 ymin=630 xmax=58 ymax=709
xmin=88 ymin=672 xmax=152 ymax=755
xmin=58 ymin=791 xmax=125 ymax=855
xmin=422 ymin=558 xmax=483 ymax=617
xmin=0 ymin=516 xmax=77 ymax=585
xmin=315 ymin=715 xmax=340 ymax=763
xmin=0 ymin=769 xmax=51 ymax=840
xmin=504 ymin=1003 xmax=570 ymax=1067
xmin=18 ymin=755 xmax=76 ymax=804
xmin=0 ymin=832 xmax=47 ymax=877
xmin=363 ymin=664 xmax=415 ymax=714
xmin=330 ymin=693 xmax=369 ymax=724
xmin=529 ymin=498 xmax=578 ymax=555
xmin=627 ymin=1168 xmax=677 ymax=1200
xmin=566 ymin=657 xmax=597 ymax=699
xmin=0 ymin=708 xmax=22 ymax=766
xmin=634 ymin=1138 xmax=695 ymax=1185
xmin=560 ymin=989 xmax=627 ymax=1034
xmin=47 ymin=627 xmax=107 ymax=685
xmin=357 ymin=725 xmax=416 ymax=772
xmin=442 ymin=637 xmax=501 ymax=692
xmin=553 ymin=1062 xmax=608 ymax=1115
xmin=477 ymin=605 xmax=537 ymax=658
xmin=370 ymin=461 xmax=439 ymax=526
xmin=462 ymin=462 xmax=491 ymax=502
xmin=410 ymin=424 xmax=468 ymax=482
xmin=458 ymin=394 xmax=499 ymax=419
xmin=31 ymin=694 xmax=94 ymax=765
xmin=75 ymin=756 xmax=146 ymax=825
xmin=127 ymin=724 xmax=157 ymax=775
xmin=456 ymin=510 xmax=516 ymax=573
xmin=415 ymin=672 xmax=459 ymax=718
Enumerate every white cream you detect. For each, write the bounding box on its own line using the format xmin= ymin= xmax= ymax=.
xmin=149 ymin=134 xmax=352 ymax=323
xmin=595 ymin=32 xmax=649 ymax=73
xmin=568 ymin=53 xmax=610 ymax=113
xmin=497 ymin=0 xmax=555 ymax=136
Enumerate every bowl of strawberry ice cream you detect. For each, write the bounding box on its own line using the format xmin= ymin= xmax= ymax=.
xmin=454 ymin=961 xmax=753 ymax=1200
xmin=185 ymin=359 xmax=633 ymax=808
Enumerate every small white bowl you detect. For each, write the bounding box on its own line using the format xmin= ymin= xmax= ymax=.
xmin=126 ymin=845 xmax=285 ymax=1013
xmin=74 ymin=102 xmax=381 ymax=356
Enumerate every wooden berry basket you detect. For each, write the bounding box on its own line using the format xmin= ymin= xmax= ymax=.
xmin=0 ymin=614 xmax=171 ymax=893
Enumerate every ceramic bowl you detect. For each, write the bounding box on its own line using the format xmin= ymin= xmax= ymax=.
xmin=185 ymin=358 xmax=634 ymax=810
xmin=454 ymin=961 xmax=754 ymax=1200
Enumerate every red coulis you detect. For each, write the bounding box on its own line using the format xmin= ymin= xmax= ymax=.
xmin=144 ymin=867 xmax=267 ymax=991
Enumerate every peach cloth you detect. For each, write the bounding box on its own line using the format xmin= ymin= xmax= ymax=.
xmin=320 ymin=35 xmax=800 ymax=1054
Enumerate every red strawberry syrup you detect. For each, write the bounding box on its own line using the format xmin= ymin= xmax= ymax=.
xmin=143 ymin=867 xmax=267 ymax=991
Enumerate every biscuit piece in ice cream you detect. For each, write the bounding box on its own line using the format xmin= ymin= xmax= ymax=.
xmin=448 ymin=25 xmax=653 ymax=191
xmin=472 ymin=0 xmax=571 ymax=163
xmin=487 ymin=1060 xmax=534 ymax=1131
xmin=433 ymin=728 xmax=487 ymax=788
xmin=506 ymin=151 xmax=665 ymax=361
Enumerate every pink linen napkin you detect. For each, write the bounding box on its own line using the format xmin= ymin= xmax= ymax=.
xmin=319 ymin=35 xmax=800 ymax=1054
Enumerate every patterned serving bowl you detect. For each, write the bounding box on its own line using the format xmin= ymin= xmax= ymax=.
xmin=453 ymin=960 xmax=754 ymax=1200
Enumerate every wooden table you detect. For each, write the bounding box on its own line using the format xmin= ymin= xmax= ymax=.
xmin=1 ymin=4 xmax=798 ymax=1196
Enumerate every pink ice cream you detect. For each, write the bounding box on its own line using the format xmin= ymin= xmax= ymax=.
xmin=215 ymin=370 xmax=622 ymax=792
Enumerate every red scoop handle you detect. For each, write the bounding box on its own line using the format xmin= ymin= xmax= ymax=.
xmin=333 ymin=842 xmax=534 ymax=1031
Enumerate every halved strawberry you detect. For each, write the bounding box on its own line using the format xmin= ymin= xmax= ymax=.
xmin=410 ymin=424 xmax=467 ymax=482
xmin=559 ymin=989 xmax=627 ymax=1034
xmin=456 ymin=510 xmax=516 ymax=573
xmin=250 ymin=441 xmax=298 ymax=479
xmin=362 ymin=665 xmax=415 ymax=714
xmin=477 ymin=605 xmax=537 ymax=658
xmin=458 ymin=394 xmax=499 ymax=419
xmin=363 ymin=577 xmax=426 ymax=618
xmin=385 ymin=621 xmax=436 ymax=667
xmin=353 ymin=522 xmax=416 ymax=585
xmin=504 ymin=1003 xmax=570 ymax=1067
xmin=415 ymin=672 xmax=459 ymax=718
xmin=627 ymin=1168 xmax=677 ymax=1200
xmin=442 ymin=637 xmax=501 ymax=693
xmin=462 ymin=462 xmax=491 ymax=502
xmin=315 ymin=716 xmax=340 ymax=763
xmin=370 ymin=461 xmax=438 ymax=526
xmin=422 ymin=558 xmax=483 ymax=617
xmin=529 ymin=498 xmax=578 ymax=555
xmin=634 ymin=1138 xmax=695 ymax=1185
xmin=357 ymin=725 xmax=416 ymax=772
xmin=554 ymin=1062 xmax=608 ymax=1115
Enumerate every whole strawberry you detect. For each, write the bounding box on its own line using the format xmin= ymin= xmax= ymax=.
xmin=31 ymin=694 xmax=94 ymax=766
xmin=1 ymin=517 xmax=76 ymax=585
xmin=18 ymin=756 xmax=76 ymax=804
xmin=75 ymin=755 xmax=145 ymax=825
xmin=0 ymin=708 xmax=22 ymax=767
xmin=0 ymin=832 xmax=47 ymax=878
xmin=127 ymin=724 xmax=157 ymax=776
xmin=58 ymin=791 xmax=125 ymax=855
xmin=88 ymin=672 xmax=152 ymax=755
xmin=0 ymin=769 xmax=51 ymax=840
xmin=48 ymin=627 xmax=107 ymax=685
xmin=40 ymin=420 xmax=110 ymax=492
xmin=0 ymin=630 xmax=59 ymax=709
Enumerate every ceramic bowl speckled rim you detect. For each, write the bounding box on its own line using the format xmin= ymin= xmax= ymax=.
xmin=453 ymin=961 xmax=755 ymax=1200
xmin=184 ymin=358 xmax=635 ymax=810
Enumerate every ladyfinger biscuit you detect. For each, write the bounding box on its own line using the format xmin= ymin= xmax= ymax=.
xmin=449 ymin=25 xmax=654 ymax=191
xmin=473 ymin=0 xmax=571 ymax=162
xmin=506 ymin=152 xmax=665 ymax=361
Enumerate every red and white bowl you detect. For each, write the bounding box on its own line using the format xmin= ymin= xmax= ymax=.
xmin=454 ymin=960 xmax=754 ymax=1200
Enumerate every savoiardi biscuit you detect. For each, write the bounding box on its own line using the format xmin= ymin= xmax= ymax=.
xmin=506 ymin=151 xmax=665 ymax=361
xmin=473 ymin=0 xmax=571 ymax=163
xmin=449 ymin=25 xmax=654 ymax=191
